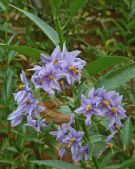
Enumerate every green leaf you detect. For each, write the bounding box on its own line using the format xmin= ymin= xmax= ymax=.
xmin=100 ymin=152 xmax=117 ymax=169
xmin=116 ymin=159 xmax=135 ymax=169
xmin=106 ymin=165 xmax=121 ymax=169
xmin=59 ymin=105 xmax=72 ymax=115
xmin=127 ymin=20 xmax=135 ymax=30
xmin=85 ymin=56 xmax=129 ymax=76
xmin=0 ymin=44 xmax=44 ymax=58
xmin=0 ymin=2 xmax=7 ymax=11
xmin=121 ymin=117 xmax=133 ymax=146
xmin=69 ymin=0 xmax=87 ymax=16
xmin=0 ymin=160 xmax=19 ymax=165
xmin=10 ymin=5 xmax=59 ymax=46
xmin=6 ymin=68 xmax=13 ymax=99
xmin=91 ymin=135 xmax=106 ymax=142
xmin=31 ymin=160 xmax=83 ymax=169
xmin=0 ymin=23 xmax=16 ymax=33
xmin=64 ymin=0 xmax=87 ymax=28
xmin=98 ymin=63 xmax=135 ymax=90
xmin=5 ymin=146 xmax=18 ymax=153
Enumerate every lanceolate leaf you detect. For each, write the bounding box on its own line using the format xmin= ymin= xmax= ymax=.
xmin=10 ymin=5 xmax=59 ymax=45
xmin=116 ymin=159 xmax=135 ymax=169
xmin=98 ymin=63 xmax=135 ymax=90
xmin=0 ymin=160 xmax=20 ymax=165
xmin=100 ymin=152 xmax=117 ymax=169
xmin=31 ymin=160 xmax=83 ymax=169
xmin=69 ymin=0 xmax=87 ymax=16
xmin=6 ymin=68 xmax=13 ymax=99
xmin=64 ymin=0 xmax=87 ymax=28
xmin=0 ymin=44 xmax=44 ymax=58
xmin=121 ymin=117 xmax=133 ymax=146
xmin=85 ymin=56 xmax=129 ymax=76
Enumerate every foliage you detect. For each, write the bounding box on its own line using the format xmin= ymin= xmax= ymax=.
xmin=0 ymin=0 xmax=135 ymax=169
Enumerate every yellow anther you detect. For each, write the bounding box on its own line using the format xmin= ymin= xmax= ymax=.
xmin=68 ymin=66 xmax=76 ymax=71
xmin=18 ymin=84 xmax=24 ymax=90
xmin=74 ymin=69 xmax=80 ymax=75
xmin=86 ymin=104 xmax=92 ymax=111
xmin=60 ymin=79 xmax=65 ymax=86
xmin=103 ymin=100 xmax=110 ymax=106
xmin=107 ymin=143 xmax=113 ymax=149
xmin=68 ymin=66 xmax=81 ymax=75
xmin=111 ymin=107 xmax=118 ymax=113
xmin=53 ymin=59 xmax=59 ymax=65
xmin=48 ymin=75 xmax=54 ymax=80
xmin=70 ymin=137 xmax=76 ymax=143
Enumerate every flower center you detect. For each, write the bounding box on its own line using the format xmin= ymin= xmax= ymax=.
xmin=60 ymin=79 xmax=65 ymax=86
xmin=68 ymin=66 xmax=81 ymax=75
xmin=107 ymin=143 xmax=113 ymax=149
xmin=70 ymin=137 xmax=76 ymax=143
xmin=53 ymin=59 xmax=59 ymax=65
xmin=74 ymin=69 xmax=80 ymax=75
xmin=68 ymin=66 xmax=76 ymax=71
xmin=103 ymin=100 xmax=110 ymax=106
xmin=25 ymin=101 xmax=30 ymax=105
xmin=48 ymin=75 xmax=54 ymax=80
xmin=38 ymin=79 xmax=43 ymax=84
xmin=86 ymin=104 xmax=92 ymax=111
xmin=111 ymin=107 xmax=118 ymax=113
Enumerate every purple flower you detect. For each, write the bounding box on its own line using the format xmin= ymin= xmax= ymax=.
xmin=62 ymin=43 xmax=81 ymax=59
xmin=59 ymin=148 xmax=66 ymax=158
xmin=8 ymin=113 xmax=22 ymax=127
xmin=88 ymin=87 xmax=106 ymax=106
xmin=8 ymin=71 xmax=46 ymax=132
xmin=30 ymin=66 xmax=43 ymax=89
xmin=75 ymin=87 xmax=126 ymax=131
xmin=50 ymin=123 xmax=73 ymax=142
xmin=50 ymin=114 xmax=88 ymax=161
xmin=102 ymin=91 xmax=126 ymax=132
xmin=31 ymin=44 xmax=86 ymax=96
xmin=50 ymin=114 xmax=75 ymax=142
xmin=25 ymin=116 xmax=46 ymax=132
xmin=61 ymin=54 xmax=86 ymax=84
xmin=39 ymin=63 xmax=65 ymax=95
xmin=80 ymin=145 xmax=89 ymax=160
xmin=8 ymin=71 xmax=37 ymax=126
xmin=62 ymin=129 xmax=84 ymax=145
xmin=41 ymin=45 xmax=62 ymax=66
xmin=75 ymin=93 xmax=103 ymax=125
xmin=63 ymin=129 xmax=84 ymax=161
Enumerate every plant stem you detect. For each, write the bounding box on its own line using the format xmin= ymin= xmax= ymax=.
xmin=55 ymin=16 xmax=64 ymax=48
xmin=48 ymin=0 xmax=64 ymax=49
xmin=62 ymin=87 xmax=68 ymax=102
xmin=82 ymin=123 xmax=100 ymax=169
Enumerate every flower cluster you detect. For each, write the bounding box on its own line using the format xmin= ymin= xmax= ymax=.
xmin=30 ymin=44 xmax=86 ymax=96
xmin=8 ymin=71 xmax=46 ymax=132
xmin=50 ymin=115 xmax=89 ymax=161
xmin=7 ymin=44 xmax=127 ymax=162
xmin=75 ymin=87 xmax=127 ymax=133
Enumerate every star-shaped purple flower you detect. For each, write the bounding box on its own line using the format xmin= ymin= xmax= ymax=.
xmin=75 ymin=93 xmax=103 ymax=125
xmin=8 ymin=71 xmax=46 ymax=132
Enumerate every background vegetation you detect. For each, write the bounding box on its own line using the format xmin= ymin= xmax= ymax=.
xmin=0 ymin=0 xmax=135 ymax=168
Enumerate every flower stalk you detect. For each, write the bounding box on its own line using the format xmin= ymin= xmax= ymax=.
xmin=48 ymin=0 xmax=64 ymax=49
